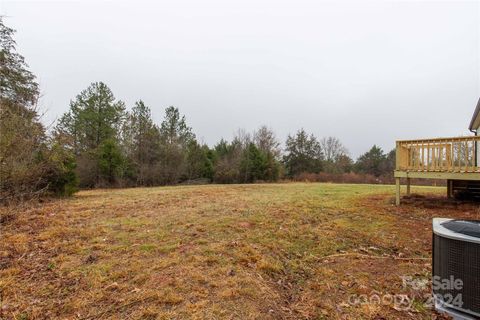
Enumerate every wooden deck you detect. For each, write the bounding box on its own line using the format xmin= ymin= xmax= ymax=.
xmin=394 ymin=136 xmax=480 ymax=204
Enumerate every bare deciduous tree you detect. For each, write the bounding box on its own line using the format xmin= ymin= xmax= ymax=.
xmin=320 ymin=136 xmax=349 ymax=162
xmin=253 ymin=125 xmax=281 ymax=159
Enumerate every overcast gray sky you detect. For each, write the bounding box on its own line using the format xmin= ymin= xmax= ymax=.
xmin=1 ymin=0 xmax=479 ymax=157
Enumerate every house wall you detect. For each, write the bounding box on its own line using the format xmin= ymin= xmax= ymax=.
xmin=477 ymin=127 xmax=480 ymax=167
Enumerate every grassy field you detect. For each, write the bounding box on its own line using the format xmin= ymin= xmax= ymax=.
xmin=1 ymin=183 xmax=479 ymax=319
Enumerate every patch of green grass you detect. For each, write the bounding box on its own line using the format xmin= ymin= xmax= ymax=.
xmin=139 ymin=244 xmax=157 ymax=252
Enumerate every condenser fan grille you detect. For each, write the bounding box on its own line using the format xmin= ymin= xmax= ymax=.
xmin=433 ymin=233 xmax=480 ymax=316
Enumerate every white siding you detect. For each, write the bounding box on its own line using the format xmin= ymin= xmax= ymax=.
xmin=477 ymin=127 xmax=480 ymax=167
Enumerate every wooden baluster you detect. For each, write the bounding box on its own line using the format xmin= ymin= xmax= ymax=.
xmin=421 ymin=142 xmax=425 ymax=171
xmin=446 ymin=143 xmax=452 ymax=172
xmin=427 ymin=142 xmax=430 ymax=171
xmin=471 ymin=139 xmax=475 ymax=172
xmin=437 ymin=143 xmax=440 ymax=171
xmin=472 ymin=139 xmax=475 ymax=172
xmin=440 ymin=143 xmax=444 ymax=171
xmin=415 ymin=144 xmax=420 ymax=171
xmin=465 ymin=140 xmax=469 ymax=172
xmin=411 ymin=144 xmax=415 ymax=170
xmin=469 ymin=139 xmax=472 ymax=172
xmin=409 ymin=144 xmax=413 ymax=170
xmin=456 ymin=141 xmax=460 ymax=172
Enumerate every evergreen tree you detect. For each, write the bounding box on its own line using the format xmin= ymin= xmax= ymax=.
xmin=383 ymin=149 xmax=396 ymax=174
xmin=240 ymin=143 xmax=268 ymax=182
xmin=355 ymin=145 xmax=386 ymax=177
xmin=283 ymin=129 xmax=323 ymax=176
xmin=0 ymin=18 xmax=38 ymax=107
xmin=56 ymin=82 xmax=125 ymax=186
xmin=56 ymin=82 xmax=125 ymax=153
xmin=121 ymin=100 xmax=161 ymax=185
xmin=202 ymin=145 xmax=216 ymax=180
xmin=158 ymin=106 xmax=195 ymax=184
xmin=264 ymin=152 xmax=281 ymax=181
xmin=159 ymin=106 xmax=195 ymax=145
xmin=253 ymin=126 xmax=282 ymax=181
xmin=185 ymin=141 xmax=214 ymax=181
xmin=97 ymin=139 xmax=125 ymax=184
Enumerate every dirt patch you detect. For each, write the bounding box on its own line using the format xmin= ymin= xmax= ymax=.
xmin=238 ymin=221 xmax=254 ymax=228
xmin=401 ymin=193 xmax=480 ymax=210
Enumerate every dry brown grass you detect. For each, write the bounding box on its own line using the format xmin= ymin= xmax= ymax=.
xmin=1 ymin=183 xmax=478 ymax=319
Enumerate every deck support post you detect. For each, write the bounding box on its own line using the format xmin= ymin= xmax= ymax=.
xmin=395 ymin=177 xmax=401 ymax=206
xmin=447 ymin=180 xmax=453 ymax=198
xmin=406 ymin=178 xmax=411 ymax=196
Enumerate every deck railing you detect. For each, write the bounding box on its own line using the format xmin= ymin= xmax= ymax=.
xmin=396 ymin=136 xmax=480 ymax=173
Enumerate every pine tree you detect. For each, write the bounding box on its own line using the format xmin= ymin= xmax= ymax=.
xmin=283 ymin=129 xmax=323 ymax=176
xmin=56 ymin=82 xmax=125 ymax=186
xmin=355 ymin=145 xmax=386 ymax=177
xmin=121 ymin=100 xmax=161 ymax=185
xmin=240 ymin=143 xmax=268 ymax=183
xmin=158 ymin=106 xmax=195 ymax=184
xmin=0 ymin=18 xmax=39 ymax=107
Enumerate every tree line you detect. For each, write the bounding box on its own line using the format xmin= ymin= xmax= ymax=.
xmin=52 ymin=81 xmax=395 ymax=188
xmin=0 ymin=18 xmax=395 ymax=202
